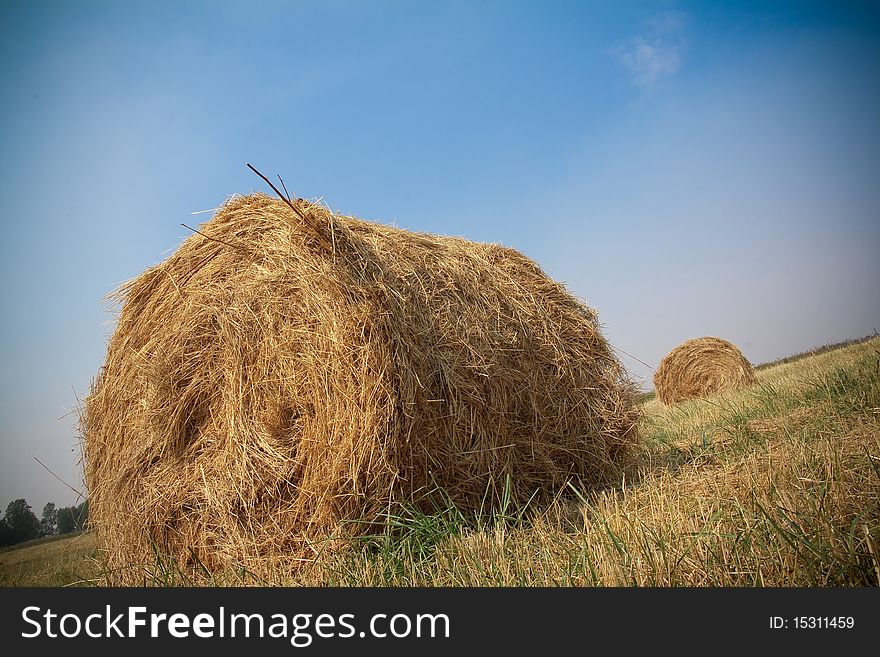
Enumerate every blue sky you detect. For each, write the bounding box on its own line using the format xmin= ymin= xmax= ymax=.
xmin=1 ymin=0 xmax=878 ymax=512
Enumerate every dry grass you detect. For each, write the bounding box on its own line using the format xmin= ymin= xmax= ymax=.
xmin=82 ymin=193 xmax=639 ymax=584
xmin=0 ymin=532 xmax=99 ymax=586
xmin=654 ymin=336 xmax=757 ymax=404
xmin=304 ymin=336 xmax=879 ymax=586
xmin=9 ymin=336 xmax=879 ymax=586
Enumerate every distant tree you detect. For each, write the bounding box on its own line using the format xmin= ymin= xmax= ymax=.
xmin=3 ymin=499 xmax=39 ymax=544
xmin=39 ymin=502 xmax=57 ymax=537
xmin=0 ymin=516 xmax=12 ymax=546
xmin=56 ymin=506 xmax=77 ymax=534
xmin=56 ymin=500 xmax=89 ymax=534
xmin=76 ymin=499 xmax=89 ymax=529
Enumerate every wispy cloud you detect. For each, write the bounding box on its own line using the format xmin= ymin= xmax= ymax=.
xmin=612 ymin=11 xmax=687 ymax=92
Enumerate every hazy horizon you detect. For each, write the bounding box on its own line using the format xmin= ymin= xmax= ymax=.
xmin=2 ymin=0 xmax=879 ymax=513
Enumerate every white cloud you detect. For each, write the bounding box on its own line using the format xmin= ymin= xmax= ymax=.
xmin=647 ymin=9 xmax=688 ymax=35
xmin=612 ymin=11 xmax=687 ymax=92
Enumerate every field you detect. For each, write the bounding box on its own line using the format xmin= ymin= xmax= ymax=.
xmin=0 ymin=532 xmax=98 ymax=586
xmin=2 ymin=335 xmax=878 ymax=586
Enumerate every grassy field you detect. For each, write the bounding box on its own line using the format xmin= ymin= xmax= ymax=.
xmin=3 ymin=336 xmax=878 ymax=586
xmin=0 ymin=532 xmax=98 ymax=586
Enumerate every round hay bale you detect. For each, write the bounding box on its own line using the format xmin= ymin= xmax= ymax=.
xmin=653 ymin=336 xmax=757 ymax=405
xmin=82 ymin=193 xmax=639 ymax=582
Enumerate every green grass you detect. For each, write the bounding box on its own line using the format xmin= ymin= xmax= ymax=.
xmin=300 ymin=335 xmax=880 ymax=586
xmin=3 ymin=335 xmax=878 ymax=586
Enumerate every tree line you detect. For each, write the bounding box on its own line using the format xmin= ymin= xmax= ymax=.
xmin=0 ymin=498 xmax=89 ymax=547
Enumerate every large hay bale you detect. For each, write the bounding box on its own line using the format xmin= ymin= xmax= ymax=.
xmin=653 ymin=336 xmax=757 ymax=405
xmin=83 ymin=193 xmax=639 ymax=582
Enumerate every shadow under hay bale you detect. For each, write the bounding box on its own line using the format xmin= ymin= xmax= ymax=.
xmin=653 ymin=336 xmax=757 ymax=405
xmin=82 ymin=193 xmax=640 ymax=582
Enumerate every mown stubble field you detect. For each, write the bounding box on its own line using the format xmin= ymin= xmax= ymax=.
xmin=2 ymin=336 xmax=878 ymax=586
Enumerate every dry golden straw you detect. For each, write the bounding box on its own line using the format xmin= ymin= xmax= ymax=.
xmin=653 ymin=337 xmax=757 ymax=405
xmin=82 ymin=192 xmax=639 ymax=582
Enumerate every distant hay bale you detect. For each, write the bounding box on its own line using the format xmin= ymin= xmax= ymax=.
xmin=82 ymin=192 xmax=639 ymax=582
xmin=653 ymin=337 xmax=757 ymax=405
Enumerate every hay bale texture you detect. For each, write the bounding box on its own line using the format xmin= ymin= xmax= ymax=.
xmin=653 ymin=337 xmax=757 ymax=405
xmin=83 ymin=193 xmax=639 ymax=581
